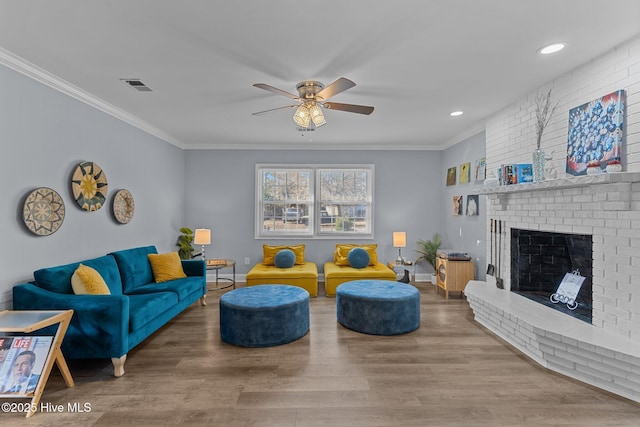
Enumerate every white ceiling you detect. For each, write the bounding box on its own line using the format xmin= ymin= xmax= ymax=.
xmin=1 ymin=0 xmax=639 ymax=150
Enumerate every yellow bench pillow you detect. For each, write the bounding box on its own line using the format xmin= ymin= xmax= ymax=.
xmin=334 ymin=244 xmax=378 ymax=266
xmin=263 ymin=244 xmax=305 ymax=265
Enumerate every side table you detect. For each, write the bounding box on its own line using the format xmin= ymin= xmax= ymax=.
xmin=206 ymin=259 xmax=236 ymax=290
xmin=436 ymin=258 xmax=474 ymax=299
xmin=387 ymin=261 xmax=415 ymax=283
xmin=0 ymin=310 xmax=75 ymax=417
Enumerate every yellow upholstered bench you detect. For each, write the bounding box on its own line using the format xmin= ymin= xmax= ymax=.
xmin=323 ymin=243 xmax=396 ymax=297
xmin=246 ymin=262 xmax=319 ymax=297
xmin=323 ymin=261 xmax=396 ymax=297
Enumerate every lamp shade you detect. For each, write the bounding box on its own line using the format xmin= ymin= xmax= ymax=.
xmin=293 ymin=104 xmax=311 ymax=128
xmin=392 ymin=231 xmax=406 ymax=248
xmin=194 ymin=228 xmax=211 ymax=245
xmin=309 ymin=103 xmax=326 ymax=127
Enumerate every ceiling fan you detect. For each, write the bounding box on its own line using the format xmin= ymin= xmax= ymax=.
xmin=252 ymin=77 xmax=374 ymax=129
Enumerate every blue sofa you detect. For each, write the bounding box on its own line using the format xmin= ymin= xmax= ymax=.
xmin=12 ymin=246 xmax=206 ymax=377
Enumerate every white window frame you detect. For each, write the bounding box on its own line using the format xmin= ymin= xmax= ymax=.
xmin=255 ymin=165 xmax=314 ymax=238
xmin=316 ymin=166 xmax=374 ymax=237
xmin=255 ymin=164 xmax=374 ymax=239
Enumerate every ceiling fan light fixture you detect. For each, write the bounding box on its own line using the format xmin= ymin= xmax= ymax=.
xmin=293 ymin=104 xmax=311 ymax=128
xmin=255 ymin=77 xmax=373 ymax=128
xmin=309 ymin=103 xmax=326 ymax=127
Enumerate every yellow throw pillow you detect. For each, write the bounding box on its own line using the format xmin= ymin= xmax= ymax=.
xmin=263 ymin=244 xmax=305 ymax=265
xmin=148 ymin=252 xmax=187 ymax=283
xmin=334 ymin=244 xmax=378 ymax=266
xmin=71 ymin=264 xmax=111 ymax=295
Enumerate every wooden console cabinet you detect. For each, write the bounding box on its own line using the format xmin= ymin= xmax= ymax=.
xmin=436 ymin=258 xmax=474 ymax=299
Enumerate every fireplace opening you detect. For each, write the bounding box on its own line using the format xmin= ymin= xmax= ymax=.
xmin=510 ymin=229 xmax=592 ymax=323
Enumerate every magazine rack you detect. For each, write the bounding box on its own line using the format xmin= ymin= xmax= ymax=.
xmin=0 ymin=310 xmax=74 ymax=417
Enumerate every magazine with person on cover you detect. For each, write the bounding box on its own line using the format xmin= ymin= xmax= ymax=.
xmin=0 ymin=336 xmax=53 ymax=396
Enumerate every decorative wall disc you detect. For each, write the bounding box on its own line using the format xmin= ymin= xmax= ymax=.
xmin=71 ymin=161 xmax=108 ymax=211
xmin=113 ymin=189 xmax=135 ymax=224
xmin=22 ymin=187 xmax=65 ymax=236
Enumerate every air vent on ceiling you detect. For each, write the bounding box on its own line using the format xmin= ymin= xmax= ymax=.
xmin=121 ymin=79 xmax=153 ymax=92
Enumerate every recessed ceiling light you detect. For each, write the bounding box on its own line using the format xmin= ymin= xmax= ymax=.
xmin=450 ymin=111 xmax=463 ymax=117
xmin=539 ymin=43 xmax=565 ymax=55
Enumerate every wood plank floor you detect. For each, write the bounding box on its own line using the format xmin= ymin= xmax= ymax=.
xmin=4 ymin=283 xmax=640 ymax=426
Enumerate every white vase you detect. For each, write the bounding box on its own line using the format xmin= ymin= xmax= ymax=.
xmin=606 ymin=162 xmax=622 ymax=173
xmin=587 ymin=165 xmax=602 ymax=175
xmin=484 ymin=170 xmax=498 ymax=187
xmin=532 ymin=148 xmax=545 ymax=182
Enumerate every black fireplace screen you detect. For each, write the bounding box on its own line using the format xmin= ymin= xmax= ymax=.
xmin=510 ymin=229 xmax=592 ymax=323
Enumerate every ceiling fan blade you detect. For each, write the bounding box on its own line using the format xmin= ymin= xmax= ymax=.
xmin=324 ymin=102 xmax=374 ymax=115
xmin=252 ymin=105 xmax=298 ymax=116
xmin=253 ymin=83 xmax=299 ymax=100
xmin=316 ymin=77 xmax=355 ymax=100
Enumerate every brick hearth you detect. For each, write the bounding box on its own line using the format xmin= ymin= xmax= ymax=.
xmin=465 ymin=281 xmax=640 ymax=403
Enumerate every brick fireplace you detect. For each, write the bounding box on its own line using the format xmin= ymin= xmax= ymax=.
xmin=465 ymin=173 xmax=640 ymax=403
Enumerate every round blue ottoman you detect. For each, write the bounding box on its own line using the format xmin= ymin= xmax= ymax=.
xmin=336 ymin=280 xmax=420 ymax=335
xmin=220 ymin=285 xmax=310 ymax=347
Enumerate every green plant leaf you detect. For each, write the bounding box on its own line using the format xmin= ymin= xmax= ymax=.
xmin=414 ymin=233 xmax=441 ymax=272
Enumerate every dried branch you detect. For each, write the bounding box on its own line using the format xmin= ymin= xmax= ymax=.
xmin=535 ymin=89 xmax=558 ymax=149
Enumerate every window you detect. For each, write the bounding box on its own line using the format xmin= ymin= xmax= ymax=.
xmin=317 ymin=167 xmax=372 ymax=236
xmin=256 ymin=164 xmax=373 ymax=238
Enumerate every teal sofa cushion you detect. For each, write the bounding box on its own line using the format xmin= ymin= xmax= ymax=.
xmin=109 ymin=246 xmax=158 ymax=293
xmin=128 ymin=292 xmax=179 ymax=332
xmin=127 ymin=276 xmax=204 ymax=301
xmin=34 ymin=255 xmax=123 ymax=295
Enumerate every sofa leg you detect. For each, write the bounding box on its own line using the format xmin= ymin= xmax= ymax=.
xmin=112 ymin=355 xmax=127 ymax=377
xmin=200 ymin=295 xmax=207 ymax=306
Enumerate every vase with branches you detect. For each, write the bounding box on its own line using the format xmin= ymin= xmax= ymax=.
xmin=533 ymin=89 xmax=559 ymax=182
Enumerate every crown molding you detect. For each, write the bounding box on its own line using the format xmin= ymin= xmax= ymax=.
xmin=0 ymin=47 xmax=184 ymax=148
xmin=183 ymin=141 xmax=444 ymax=150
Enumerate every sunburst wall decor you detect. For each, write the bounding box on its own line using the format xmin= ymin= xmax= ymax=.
xmin=71 ymin=161 xmax=108 ymax=211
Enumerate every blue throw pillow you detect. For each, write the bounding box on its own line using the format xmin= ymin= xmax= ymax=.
xmin=348 ymin=247 xmax=370 ymax=269
xmin=274 ymin=249 xmax=296 ymax=268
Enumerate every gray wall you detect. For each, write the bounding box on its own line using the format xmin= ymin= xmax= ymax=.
xmin=184 ymin=149 xmax=446 ymax=278
xmin=1 ymin=58 xmax=488 ymax=308
xmin=0 ymin=64 xmax=186 ymax=308
xmin=442 ymin=131 xmax=487 ymax=280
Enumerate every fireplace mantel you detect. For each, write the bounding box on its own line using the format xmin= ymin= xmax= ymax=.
xmin=474 ymin=171 xmax=640 ymax=196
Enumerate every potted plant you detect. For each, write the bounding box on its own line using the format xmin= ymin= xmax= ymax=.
xmin=415 ymin=233 xmax=441 ymax=284
xmin=176 ymin=227 xmax=195 ymax=260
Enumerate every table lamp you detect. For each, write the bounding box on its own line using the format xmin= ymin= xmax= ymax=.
xmin=393 ymin=231 xmax=407 ymax=264
xmin=194 ymin=228 xmax=211 ymax=260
